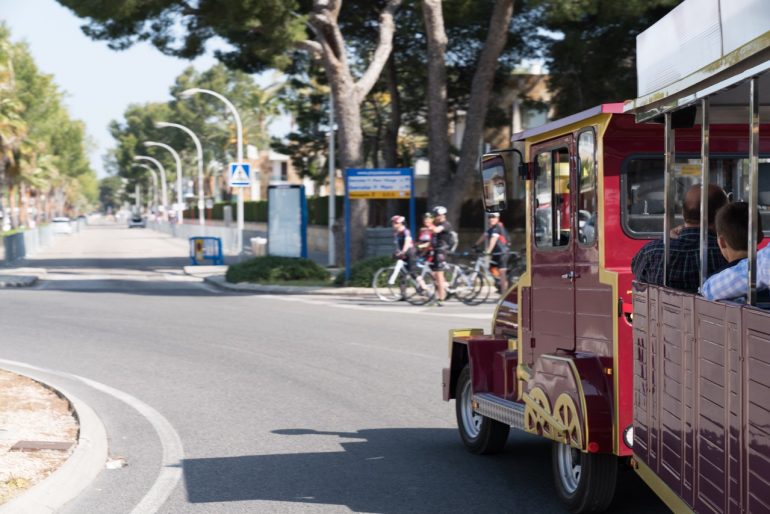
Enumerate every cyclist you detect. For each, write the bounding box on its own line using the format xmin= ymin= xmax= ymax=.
xmin=417 ymin=212 xmax=434 ymax=260
xmin=392 ymin=215 xmax=415 ymax=267
xmin=474 ymin=212 xmax=510 ymax=293
xmin=430 ymin=206 xmax=454 ymax=306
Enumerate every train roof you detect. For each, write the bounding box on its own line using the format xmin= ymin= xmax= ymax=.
xmin=510 ymin=103 xmax=624 ymax=143
xmin=625 ymin=0 xmax=770 ymax=122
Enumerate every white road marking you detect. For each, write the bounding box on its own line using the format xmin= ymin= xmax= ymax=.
xmin=0 ymin=359 xmax=184 ymax=514
xmin=260 ymin=294 xmax=494 ymax=319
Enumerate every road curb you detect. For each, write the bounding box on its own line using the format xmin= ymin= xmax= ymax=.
xmin=0 ymin=275 xmax=38 ymax=288
xmin=0 ymin=368 xmax=108 ymax=514
xmin=203 ymin=274 xmax=373 ymax=296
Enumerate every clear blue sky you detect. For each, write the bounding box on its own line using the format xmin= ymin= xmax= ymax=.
xmin=0 ymin=0 xmax=287 ymax=178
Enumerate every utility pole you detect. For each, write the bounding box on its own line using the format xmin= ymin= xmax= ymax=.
xmin=328 ymin=94 xmax=336 ymax=267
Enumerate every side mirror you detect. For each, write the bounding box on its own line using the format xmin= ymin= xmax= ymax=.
xmin=480 ymin=152 xmax=510 ymax=212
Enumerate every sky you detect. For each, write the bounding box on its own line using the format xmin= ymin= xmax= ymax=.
xmin=0 ymin=0 xmax=288 ymax=178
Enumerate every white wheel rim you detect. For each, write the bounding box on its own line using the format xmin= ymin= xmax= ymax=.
xmin=557 ymin=442 xmax=582 ymax=495
xmin=460 ymin=379 xmax=482 ymax=438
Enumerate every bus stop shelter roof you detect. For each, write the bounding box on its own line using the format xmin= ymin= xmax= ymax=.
xmin=624 ymin=0 xmax=770 ymax=122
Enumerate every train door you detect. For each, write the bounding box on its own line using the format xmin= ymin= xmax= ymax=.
xmin=573 ymin=129 xmax=613 ymax=356
xmin=528 ymin=136 xmax=576 ymax=364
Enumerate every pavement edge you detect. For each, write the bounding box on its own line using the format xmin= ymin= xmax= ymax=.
xmin=202 ymin=274 xmax=372 ymax=296
xmin=0 ymin=369 xmax=108 ymax=514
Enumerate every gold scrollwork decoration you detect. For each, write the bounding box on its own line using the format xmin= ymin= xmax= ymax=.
xmin=553 ymin=393 xmax=583 ymax=449
xmin=523 ymin=387 xmax=552 ymax=437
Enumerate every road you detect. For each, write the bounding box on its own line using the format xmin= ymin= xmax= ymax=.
xmin=0 ymin=224 xmax=667 ymax=513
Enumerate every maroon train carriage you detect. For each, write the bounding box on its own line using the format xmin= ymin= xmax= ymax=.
xmin=442 ymin=1 xmax=770 ymax=513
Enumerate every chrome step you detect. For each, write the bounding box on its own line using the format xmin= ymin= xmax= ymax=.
xmin=473 ymin=393 xmax=525 ymax=430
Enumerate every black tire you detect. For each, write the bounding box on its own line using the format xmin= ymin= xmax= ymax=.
xmin=372 ymin=266 xmax=403 ymax=302
xmin=405 ymin=272 xmax=435 ymax=305
xmin=461 ymin=272 xmax=491 ymax=306
xmin=551 ymin=441 xmax=618 ymax=513
xmin=455 ymin=366 xmax=509 ymax=454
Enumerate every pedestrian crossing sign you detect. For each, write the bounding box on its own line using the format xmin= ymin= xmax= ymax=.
xmin=230 ymin=163 xmax=251 ymax=187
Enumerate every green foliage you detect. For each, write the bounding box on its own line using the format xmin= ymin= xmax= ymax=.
xmin=535 ymin=0 xmax=683 ymax=117
xmin=99 ymin=175 xmax=125 ymax=211
xmin=334 ymin=255 xmax=393 ymax=287
xmin=225 ymin=256 xmax=331 ymax=284
xmin=0 ymin=23 xmax=97 ymax=225
xmin=108 ymin=63 xmax=284 ymax=198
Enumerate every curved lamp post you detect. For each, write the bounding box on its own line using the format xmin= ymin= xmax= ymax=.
xmin=156 ymin=121 xmax=205 ymax=226
xmin=134 ymin=155 xmax=169 ymax=221
xmin=180 ymin=88 xmax=245 ymax=252
xmin=133 ymin=163 xmax=159 ymax=214
xmin=144 ymin=141 xmax=184 ymax=224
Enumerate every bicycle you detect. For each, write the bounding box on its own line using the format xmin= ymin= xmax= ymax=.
xmin=372 ymin=258 xmax=436 ymax=305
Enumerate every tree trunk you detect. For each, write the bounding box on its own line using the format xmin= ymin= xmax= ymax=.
xmin=309 ymin=0 xmax=403 ymax=261
xmin=383 ymin=54 xmax=402 ymax=220
xmin=447 ymin=0 xmax=515 ymax=226
xmin=8 ymin=183 xmax=17 ymax=229
xmin=422 ymin=0 xmax=451 ymax=216
xmin=421 ymin=0 xmax=514 ymax=228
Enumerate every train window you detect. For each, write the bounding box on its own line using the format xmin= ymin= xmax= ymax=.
xmin=577 ymin=130 xmax=597 ymax=245
xmin=535 ymin=147 xmax=571 ymax=248
xmin=622 ymin=155 xmax=770 ymax=238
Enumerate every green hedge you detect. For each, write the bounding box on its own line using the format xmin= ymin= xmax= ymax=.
xmin=334 ymin=255 xmax=393 ymax=287
xmin=187 ymin=195 xmax=518 ymax=230
xmin=226 ymin=256 xmax=331 ymax=284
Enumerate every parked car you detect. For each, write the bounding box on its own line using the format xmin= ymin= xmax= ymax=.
xmin=52 ymin=216 xmax=73 ymax=235
xmin=128 ymin=214 xmax=146 ymax=228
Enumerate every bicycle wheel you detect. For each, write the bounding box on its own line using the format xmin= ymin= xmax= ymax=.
xmin=451 ymin=265 xmax=478 ymax=301
xmin=372 ymin=266 xmax=403 ymax=302
xmin=405 ymin=272 xmax=436 ymax=305
xmin=461 ymin=272 xmax=491 ymax=306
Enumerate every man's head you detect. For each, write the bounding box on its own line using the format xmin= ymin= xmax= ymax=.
xmin=682 ymin=184 xmax=728 ymax=228
xmin=432 ymin=205 xmax=447 ymax=221
xmin=422 ymin=212 xmax=434 ymax=226
xmin=488 ymin=212 xmax=500 ymax=226
xmin=715 ymin=202 xmax=764 ymax=259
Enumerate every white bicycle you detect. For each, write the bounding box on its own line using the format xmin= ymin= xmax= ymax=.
xmin=372 ymin=258 xmax=436 ymax=305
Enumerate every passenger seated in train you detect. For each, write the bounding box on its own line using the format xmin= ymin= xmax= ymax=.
xmin=702 ymin=202 xmax=768 ymax=302
xmin=632 ymin=184 xmax=728 ymax=293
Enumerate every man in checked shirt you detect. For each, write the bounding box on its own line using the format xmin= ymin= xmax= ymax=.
xmin=702 ymin=202 xmax=768 ymax=302
xmin=631 ymin=184 xmax=728 ymax=293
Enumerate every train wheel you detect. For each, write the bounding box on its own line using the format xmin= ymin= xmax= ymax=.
xmin=455 ymin=366 xmax=509 ymax=454
xmin=551 ymin=441 xmax=618 ymax=513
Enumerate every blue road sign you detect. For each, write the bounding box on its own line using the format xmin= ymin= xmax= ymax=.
xmin=230 ymin=163 xmax=251 ymax=187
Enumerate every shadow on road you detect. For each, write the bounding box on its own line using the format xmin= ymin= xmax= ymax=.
xmin=24 ymin=257 xmax=194 ymax=270
xmin=182 ymin=428 xmax=667 ymax=513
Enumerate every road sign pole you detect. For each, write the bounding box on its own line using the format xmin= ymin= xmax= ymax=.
xmin=344 ymin=171 xmax=351 ymax=282
xmin=409 ymin=168 xmax=416 ymax=239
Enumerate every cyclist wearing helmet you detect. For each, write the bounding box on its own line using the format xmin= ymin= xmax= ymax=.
xmin=474 ymin=212 xmax=510 ymax=293
xmin=430 ymin=206 xmax=453 ymax=305
xmin=391 ymin=215 xmax=416 ymax=271
xmin=417 ymin=212 xmax=434 ymax=259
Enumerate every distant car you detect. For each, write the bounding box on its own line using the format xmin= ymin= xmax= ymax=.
xmin=52 ymin=216 xmax=73 ymax=235
xmin=128 ymin=214 xmax=146 ymax=228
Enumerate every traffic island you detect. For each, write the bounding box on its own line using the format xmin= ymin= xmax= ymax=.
xmin=0 ymin=370 xmax=77 ymax=505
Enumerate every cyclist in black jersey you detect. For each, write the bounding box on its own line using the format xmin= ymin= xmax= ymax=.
xmin=474 ymin=212 xmax=510 ymax=293
xmin=430 ymin=206 xmax=453 ymax=306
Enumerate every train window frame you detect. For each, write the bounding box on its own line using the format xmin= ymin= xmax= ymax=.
xmin=533 ymin=144 xmax=573 ymax=250
xmin=577 ymin=128 xmax=598 ymax=247
xmin=620 ymin=152 xmax=770 ymax=239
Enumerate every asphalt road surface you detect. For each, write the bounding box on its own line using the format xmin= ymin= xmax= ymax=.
xmin=0 ymin=224 xmax=668 ymax=513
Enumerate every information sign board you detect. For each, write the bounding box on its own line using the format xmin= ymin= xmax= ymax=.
xmin=230 ymin=163 xmax=251 ymax=188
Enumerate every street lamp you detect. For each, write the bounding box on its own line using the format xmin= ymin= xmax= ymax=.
xmin=134 ymin=155 xmax=169 ymax=221
xmin=155 ymin=121 xmax=205 ymax=226
xmin=179 ymin=87 xmax=245 ymax=253
xmin=133 ymin=163 xmax=159 ymax=214
xmin=144 ymin=141 xmax=184 ymax=224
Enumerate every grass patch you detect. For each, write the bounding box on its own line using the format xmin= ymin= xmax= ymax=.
xmin=334 ymin=255 xmax=394 ymax=287
xmin=226 ymin=256 xmax=331 ymax=284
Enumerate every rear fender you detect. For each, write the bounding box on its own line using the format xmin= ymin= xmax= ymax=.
xmin=523 ymin=353 xmax=613 ymax=453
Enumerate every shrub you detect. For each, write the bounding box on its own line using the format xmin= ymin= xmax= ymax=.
xmin=226 ymin=256 xmax=331 ymax=284
xmin=334 ymin=255 xmax=394 ymax=287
